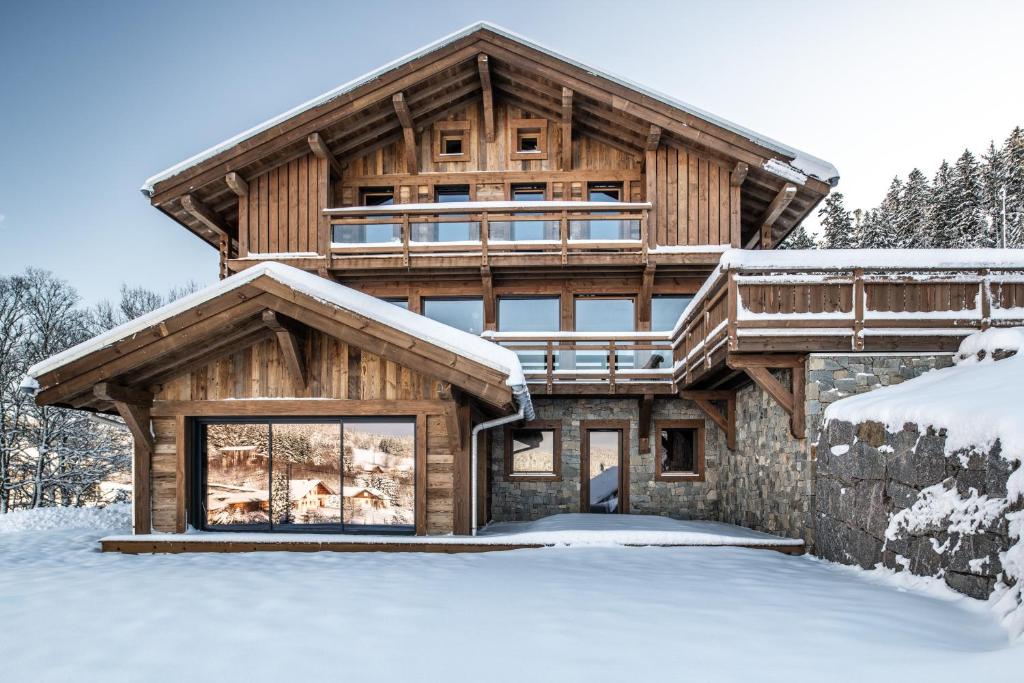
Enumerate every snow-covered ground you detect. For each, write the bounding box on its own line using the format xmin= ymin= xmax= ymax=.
xmin=1 ymin=507 xmax=1022 ymax=682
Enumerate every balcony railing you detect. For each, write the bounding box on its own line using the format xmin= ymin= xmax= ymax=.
xmin=325 ymin=200 xmax=651 ymax=264
xmin=482 ymin=331 xmax=674 ymax=393
xmin=670 ymin=254 xmax=1024 ymax=387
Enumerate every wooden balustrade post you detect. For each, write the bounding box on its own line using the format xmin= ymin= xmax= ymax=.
xmin=481 ymin=213 xmax=489 ymax=267
xmin=726 ymin=271 xmax=738 ymax=351
xmin=640 ymin=209 xmax=649 ymax=264
xmin=560 ymin=211 xmax=569 ymax=265
xmin=546 ymin=341 xmax=554 ymax=394
xmin=608 ymin=340 xmax=616 ymax=393
xmin=401 ymin=214 xmax=411 ymax=267
xmin=853 ymin=268 xmax=865 ymax=351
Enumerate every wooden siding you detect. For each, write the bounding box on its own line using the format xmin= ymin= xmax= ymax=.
xmin=240 ymin=153 xmax=322 ymax=256
xmin=648 ymin=145 xmax=737 ymax=247
xmin=149 ymin=330 xmax=466 ymax=535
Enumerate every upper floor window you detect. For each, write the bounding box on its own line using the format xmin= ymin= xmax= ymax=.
xmin=498 ymin=297 xmax=560 ymax=332
xmin=422 ymin=298 xmax=484 ymax=335
xmin=333 ymin=187 xmax=398 ymax=244
xmin=435 ymin=185 xmax=471 ymax=203
xmin=575 ymin=296 xmax=635 ymax=332
xmin=508 ymin=183 xmax=552 ymax=241
xmin=511 ymin=183 xmax=546 ymax=202
xmin=432 ymin=121 xmax=471 ymax=163
xmin=577 ymin=182 xmax=637 ymax=240
xmin=651 ymin=295 xmax=694 ymax=331
xmin=384 ymin=298 xmax=409 ymax=310
xmin=510 ymin=119 xmax=548 ymax=160
xmin=505 ymin=421 xmax=561 ymax=480
xmin=588 ymin=182 xmax=622 ymax=202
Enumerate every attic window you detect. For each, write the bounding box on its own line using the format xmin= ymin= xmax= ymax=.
xmin=509 ymin=118 xmax=548 ymax=160
xmin=432 ymin=120 xmax=471 ymax=162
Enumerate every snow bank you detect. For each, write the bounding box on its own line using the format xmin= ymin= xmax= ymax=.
xmin=26 ymin=261 xmax=527 ymax=393
xmin=824 ymin=328 xmax=1024 ymax=639
xmin=0 ymin=504 xmax=130 ymax=534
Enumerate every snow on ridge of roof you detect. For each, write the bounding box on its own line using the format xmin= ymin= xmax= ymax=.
xmin=823 ymin=328 xmax=1024 ymax=467
xmin=719 ymin=248 xmax=1024 ymax=271
xmin=27 ymin=262 xmax=525 ymax=391
xmin=140 ymin=21 xmax=838 ymax=195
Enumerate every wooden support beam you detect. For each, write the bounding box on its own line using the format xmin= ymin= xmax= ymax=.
xmin=181 ymin=193 xmax=230 ymax=238
xmin=93 ymin=387 xmax=154 ymax=535
xmin=730 ymin=161 xmax=749 ymax=187
xmin=392 ymin=92 xmax=419 ymax=175
xmin=93 ymin=382 xmax=154 ymax=407
xmin=744 ymin=366 xmax=794 ymax=416
xmin=561 ymin=87 xmax=573 ymax=170
xmin=224 ymin=171 xmax=249 ymax=197
xmin=481 ymin=266 xmax=495 ymax=332
xmin=646 ymin=124 xmax=662 ymax=151
xmin=477 ymin=54 xmax=495 ymax=143
xmin=726 ymin=353 xmax=806 ymax=439
xmin=759 ymin=182 xmax=797 ymax=249
xmin=638 ymin=393 xmax=653 ymax=453
xmin=307 ymin=131 xmax=344 ymax=177
xmin=439 ymin=385 xmax=465 ymax=454
xmin=261 ymin=310 xmax=307 ymax=390
xmin=638 ymin=263 xmax=655 ymax=326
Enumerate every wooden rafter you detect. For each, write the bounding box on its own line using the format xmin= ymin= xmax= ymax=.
xmin=730 ymin=161 xmax=749 ymax=187
xmin=758 ymin=183 xmax=797 ymax=249
xmin=180 ymin=194 xmax=230 ymax=238
xmin=646 ymin=124 xmax=662 ymax=151
xmin=561 ymin=87 xmax=573 ymax=170
xmin=261 ymin=310 xmax=307 ymax=390
xmin=477 ymin=54 xmax=495 ymax=142
xmin=681 ymin=390 xmax=736 ymax=450
xmin=307 ymin=131 xmax=344 ymax=177
xmin=391 ymin=92 xmax=419 ymax=175
xmin=727 ymin=354 xmax=805 ymax=439
xmin=224 ymin=171 xmax=249 ymax=197
xmin=638 ymin=393 xmax=653 ymax=452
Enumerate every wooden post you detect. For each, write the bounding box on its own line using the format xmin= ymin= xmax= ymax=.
xmin=561 ymin=87 xmax=573 ymax=170
xmin=853 ymin=268 xmax=865 ymax=351
xmin=94 ymin=383 xmax=154 ymax=535
xmin=401 ymin=214 xmax=411 ymax=267
xmin=480 ymin=212 xmax=489 ymax=266
xmin=560 ymin=211 xmax=568 ymax=264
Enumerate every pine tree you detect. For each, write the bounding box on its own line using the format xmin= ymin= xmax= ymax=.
xmin=818 ymin=192 xmax=856 ymax=248
xmin=860 ymin=178 xmax=903 ymax=248
xmin=999 ymin=127 xmax=1024 ymax=247
xmin=948 ymin=150 xmax=990 ymax=247
xmin=928 ymin=161 xmax=959 ymax=247
xmin=897 ymin=169 xmax=931 ymax=247
xmin=778 ymin=225 xmax=816 ymax=249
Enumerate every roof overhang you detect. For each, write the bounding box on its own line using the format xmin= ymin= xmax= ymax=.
xmin=28 ymin=263 xmax=528 ymax=415
xmin=142 ymin=22 xmax=837 ymax=251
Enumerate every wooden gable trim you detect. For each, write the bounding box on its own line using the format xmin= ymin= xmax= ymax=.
xmin=308 ymin=132 xmax=344 ymax=177
xmin=561 ymin=87 xmax=573 ymax=170
xmin=261 ymin=310 xmax=308 ymax=390
xmin=477 ymin=54 xmax=495 ymax=142
xmin=391 ymin=92 xmax=419 ymax=174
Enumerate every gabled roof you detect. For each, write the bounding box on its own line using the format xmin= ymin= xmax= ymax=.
xmin=142 ymin=22 xmax=838 ymax=250
xmin=28 ymin=262 xmax=530 ymax=415
xmin=142 ymin=21 xmax=837 ymax=195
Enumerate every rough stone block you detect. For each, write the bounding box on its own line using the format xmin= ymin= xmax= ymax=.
xmin=886 ymin=480 xmax=919 ymax=510
xmin=944 ymin=571 xmax=996 ymax=600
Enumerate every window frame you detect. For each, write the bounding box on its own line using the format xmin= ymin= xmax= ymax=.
xmin=653 ymin=419 xmax=705 ymax=482
xmin=579 ymin=419 xmax=630 ymax=514
xmin=421 ymin=296 xmax=485 ymax=335
xmin=509 ymin=118 xmax=548 ymax=160
xmin=432 ymin=120 xmax=471 ymax=163
xmin=504 ymin=420 xmax=562 ymax=481
xmin=587 ymin=181 xmax=624 ymax=203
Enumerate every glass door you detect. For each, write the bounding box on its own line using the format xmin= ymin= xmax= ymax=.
xmin=580 ymin=424 xmax=628 ymax=514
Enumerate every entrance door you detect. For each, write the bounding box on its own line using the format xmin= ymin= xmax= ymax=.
xmin=580 ymin=420 xmax=630 ymax=514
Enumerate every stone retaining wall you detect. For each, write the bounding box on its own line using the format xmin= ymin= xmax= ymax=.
xmin=816 ymin=418 xmax=1018 ymax=599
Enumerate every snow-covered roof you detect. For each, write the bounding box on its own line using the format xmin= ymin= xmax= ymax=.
xmin=823 ymin=328 xmax=1024 ymax=472
xmin=719 ymin=248 xmax=1024 ymax=271
xmin=141 ymin=21 xmax=838 ymax=195
xmin=27 ymin=262 xmax=527 ymax=394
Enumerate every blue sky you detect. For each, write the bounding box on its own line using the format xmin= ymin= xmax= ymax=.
xmin=2 ymin=0 xmax=1022 ymax=303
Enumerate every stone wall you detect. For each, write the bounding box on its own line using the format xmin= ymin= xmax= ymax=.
xmin=488 ymin=397 xmax=724 ymax=523
xmin=816 ymin=418 xmax=1018 ymax=599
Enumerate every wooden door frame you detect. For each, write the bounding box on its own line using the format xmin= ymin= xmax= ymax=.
xmin=579 ymin=419 xmax=630 ymax=514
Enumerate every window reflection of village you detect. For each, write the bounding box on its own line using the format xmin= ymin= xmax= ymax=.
xmin=205 ymin=421 xmax=414 ymax=529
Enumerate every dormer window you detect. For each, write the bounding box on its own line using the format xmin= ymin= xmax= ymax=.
xmin=510 ymin=118 xmax=548 ymax=160
xmin=432 ymin=120 xmax=471 ymax=162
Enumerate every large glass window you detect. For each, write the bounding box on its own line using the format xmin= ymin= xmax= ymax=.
xmin=427 ymin=185 xmax=477 ymax=242
xmin=651 ymin=295 xmax=693 ymax=331
xmin=571 ymin=181 xmax=638 ymax=240
xmin=200 ymin=418 xmax=415 ymax=532
xmin=332 ymin=188 xmax=399 ymax=244
xmin=423 ymin=298 xmax=484 ymax=335
xmin=575 ymin=297 xmax=635 ymax=370
xmin=498 ymin=297 xmax=560 ymax=371
xmin=508 ymin=183 xmax=553 ymax=241
xmin=505 ymin=422 xmax=561 ymax=480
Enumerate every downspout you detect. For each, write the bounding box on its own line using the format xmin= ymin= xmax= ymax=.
xmin=471 ymin=384 xmax=534 ymax=536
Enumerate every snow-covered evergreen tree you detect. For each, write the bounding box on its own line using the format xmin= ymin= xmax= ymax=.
xmin=999 ymin=127 xmax=1024 ymax=247
xmin=947 ymin=150 xmax=990 ymax=247
xmin=897 ymin=169 xmax=931 ymax=247
xmin=778 ymin=225 xmax=816 ymax=249
xmin=859 ymin=178 xmax=903 ymax=248
xmin=818 ymin=192 xmax=856 ymax=248
xmin=927 ymin=161 xmax=960 ymax=247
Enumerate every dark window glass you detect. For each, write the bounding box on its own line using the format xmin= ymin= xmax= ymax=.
xmin=423 ymin=298 xmax=484 ymax=335
xmin=509 ymin=428 xmax=556 ymax=475
xmin=361 ymin=188 xmax=394 ymax=206
xmin=442 ymin=136 xmax=463 ymax=155
xmin=651 ymin=295 xmax=694 ymax=331
xmin=511 ymin=183 xmax=546 ymax=202
xmin=660 ymin=429 xmax=697 ymax=474
xmin=517 ymin=131 xmax=541 ymax=152
xmin=588 ymin=182 xmax=622 ymax=203
xmin=435 ymin=185 xmax=471 ymax=203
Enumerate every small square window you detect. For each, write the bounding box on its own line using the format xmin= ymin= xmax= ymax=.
xmin=510 ymin=118 xmax=548 ymax=160
xmin=505 ymin=421 xmax=561 ymax=480
xmin=432 ymin=120 xmax=471 ymax=162
xmin=655 ymin=420 xmax=705 ymax=481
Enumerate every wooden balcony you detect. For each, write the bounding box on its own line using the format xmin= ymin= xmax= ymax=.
xmin=672 ymin=256 xmax=1024 ymax=389
xmin=481 ymin=331 xmax=675 ymax=396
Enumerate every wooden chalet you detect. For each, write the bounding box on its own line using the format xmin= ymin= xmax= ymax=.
xmin=27 ymin=23 xmax=1024 ymax=551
